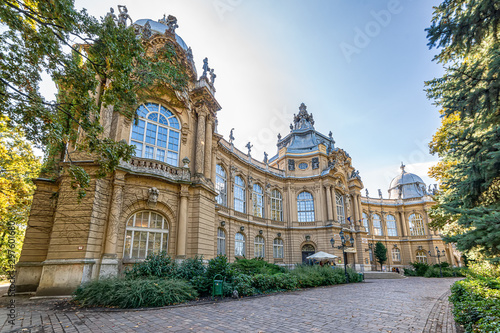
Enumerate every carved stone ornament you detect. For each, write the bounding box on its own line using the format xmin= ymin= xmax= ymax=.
xmin=141 ymin=21 xmax=152 ymax=40
xmin=288 ymin=159 xmax=295 ymax=171
xmin=148 ymin=187 xmax=159 ymax=207
xmin=312 ymin=157 xmax=319 ymax=170
xmin=117 ymin=5 xmax=132 ymax=27
xmin=182 ymin=157 xmax=190 ymax=168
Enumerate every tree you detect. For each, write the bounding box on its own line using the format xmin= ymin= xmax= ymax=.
xmin=374 ymin=242 xmax=387 ymax=271
xmin=0 ymin=1 xmax=187 ymax=197
xmin=0 ymin=116 xmax=41 ymax=274
xmin=426 ymin=0 xmax=500 ymax=262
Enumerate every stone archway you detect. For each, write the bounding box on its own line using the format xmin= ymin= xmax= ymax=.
xmin=301 ymin=244 xmax=315 ymax=264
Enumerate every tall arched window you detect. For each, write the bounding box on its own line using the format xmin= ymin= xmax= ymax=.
xmin=215 ymin=165 xmax=227 ymax=206
xmin=386 ymin=215 xmax=398 ymax=236
xmin=362 ymin=212 xmax=370 ymax=235
xmin=235 ymin=232 xmax=245 ymax=256
xmin=254 ymin=235 xmax=265 ymax=258
xmin=273 ymin=238 xmax=284 ymax=258
xmin=252 ymin=184 xmax=264 ymax=217
xmin=372 ymin=214 xmax=383 ymax=236
xmin=409 ymin=213 xmax=425 ymax=236
xmin=416 ymin=250 xmax=427 ymax=263
xmin=271 ymin=189 xmax=283 ymax=221
xmin=130 ymin=103 xmax=181 ymax=166
xmin=336 ymin=193 xmax=345 ymax=224
xmin=234 ymin=176 xmax=246 ymax=213
xmin=217 ymin=228 xmax=226 ymax=255
xmin=124 ymin=211 xmax=169 ymax=259
xmin=297 ymin=191 xmax=315 ymax=222
xmin=392 ymin=247 xmax=401 ymax=262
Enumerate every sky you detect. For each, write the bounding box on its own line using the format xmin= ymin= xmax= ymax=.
xmin=57 ymin=0 xmax=443 ymax=197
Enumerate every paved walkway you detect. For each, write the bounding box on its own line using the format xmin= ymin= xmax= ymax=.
xmin=1 ymin=277 xmax=461 ymax=333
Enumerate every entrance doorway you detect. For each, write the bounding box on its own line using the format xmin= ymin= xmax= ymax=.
xmin=302 ymin=244 xmax=315 ymax=264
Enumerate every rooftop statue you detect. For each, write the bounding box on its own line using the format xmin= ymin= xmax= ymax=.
xmin=118 ymin=5 xmax=132 ymax=27
xmin=202 ymin=58 xmax=209 ymax=77
xmin=245 ymin=142 xmax=253 ymax=155
xmin=365 ymin=189 xmax=369 ymax=197
xmin=141 ymin=21 xmax=152 ymax=39
xmin=229 ymin=128 xmax=235 ymax=144
xmin=210 ymin=68 xmax=216 ymax=85
xmin=106 ymin=7 xmax=117 ymax=22
xmin=263 ymin=152 xmax=268 ymax=164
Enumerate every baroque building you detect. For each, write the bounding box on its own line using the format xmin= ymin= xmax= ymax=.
xmin=16 ymin=14 xmax=461 ymax=296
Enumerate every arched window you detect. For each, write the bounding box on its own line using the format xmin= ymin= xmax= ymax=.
xmin=392 ymin=247 xmax=401 ymax=262
xmin=234 ymin=176 xmax=246 ymax=213
xmin=215 ymin=165 xmax=227 ymax=206
xmin=273 ymin=238 xmax=284 ymax=258
xmin=254 ymin=235 xmax=265 ymax=258
xmin=271 ymin=189 xmax=283 ymax=221
xmin=416 ymin=250 xmax=427 ymax=263
xmin=362 ymin=212 xmax=370 ymax=235
xmin=409 ymin=213 xmax=425 ymax=236
xmin=373 ymin=214 xmax=383 ymax=236
xmin=124 ymin=211 xmax=169 ymax=259
xmin=386 ymin=215 xmax=398 ymax=236
xmin=297 ymin=191 xmax=315 ymax=222
xmin=235 ymin=232 xmax=246 ymax=256
xmin=336 ymin=193 xmax=345 ymax=224
xmin=252 ymin=184 xmax=264 ymax=217
xmin=130 ymin=103 xmax=181 ymax=166
xmin=217 ymin=228 xmax=226 ymax=255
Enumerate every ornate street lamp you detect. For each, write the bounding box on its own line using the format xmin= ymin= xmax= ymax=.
xmin=331 ymin=230 xmax=355 ymax=283
xmin=428 ymin=246 xmax=444 ymax=278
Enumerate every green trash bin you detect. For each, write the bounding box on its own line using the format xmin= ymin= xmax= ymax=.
xmin=358 ymin=273 xmax=364 ymax=281
xmin=212 ymin=274 xmax=224 ymax=297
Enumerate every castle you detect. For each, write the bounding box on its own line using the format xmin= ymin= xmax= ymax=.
xmin=16 ymin=13 xmax=461 ymax=296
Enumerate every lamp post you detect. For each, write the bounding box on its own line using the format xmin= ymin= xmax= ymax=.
xmin=364 ymin=242 xmax=375 ymax=270
xmin=428 ymin=246 xmax=444 ymax=278
xmin=331 ymin=230 xmax=355 ymax=283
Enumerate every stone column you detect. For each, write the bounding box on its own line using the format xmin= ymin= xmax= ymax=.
xmin=204 ymin=116 xmax=213 ymax=179
xmin=331 ymin=187 xmax=338 ymax=222
xmin=423 ymin=210 xmax=432 ymax=236
xmin=325 ymin=185 xmax=333 ymax=221
xmin=211 ymin=147 xmax=218 ymax=185
xmin=195 ymin=110 xmax=207 ymax=176
xmin=176 ymin=184 xmax=189 ymax=258
xmin=352 ymin=194 xmax=359 ymax=226
xmin=100 ymin=172 xmax=125 ymax=278
xmin=399 ymin=211 xmax=408 ymax=237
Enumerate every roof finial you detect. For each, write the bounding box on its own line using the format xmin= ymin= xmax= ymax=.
xmin=400 ymin=162 xmax=406 ymax=173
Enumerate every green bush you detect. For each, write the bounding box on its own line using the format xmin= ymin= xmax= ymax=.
xmin=125 ymin=252 xmax=177 ymax=279
xmin=288 ymin=265 xmax=357 ymax=288
xmin=73 ymin=278 xmax=197 ymax=308
xmin=232 ymin=273 xmax=256 ymax=296
xmin=176 ymin=255 xmax=206 ymax=280
xmin=232 ymin=257 xmax=285 ymax=275
xmin=190 ymin=255 xmax=235 ymax=296
xmin=449 ymin=276 xmax=500 ymax=332
xmin=433 ymin=262 xmax=450 ymax=269
xmin=410 ymin=262 xmax=431 ymax=276
xmin=424 ymin=267 xmax=455 ymax=278
xmin=404 ymin=267 xmax=417 ymax=276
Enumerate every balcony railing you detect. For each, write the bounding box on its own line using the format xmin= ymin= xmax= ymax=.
xmin=119 ymin=157 xmax=190 ymax=182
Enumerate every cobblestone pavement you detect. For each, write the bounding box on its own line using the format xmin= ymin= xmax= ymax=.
xmin=1 ymin=277 xmax=461 ymax=333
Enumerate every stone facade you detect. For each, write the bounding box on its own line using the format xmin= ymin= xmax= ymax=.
xmin=16 ymin=15 xmax=460 ymax=296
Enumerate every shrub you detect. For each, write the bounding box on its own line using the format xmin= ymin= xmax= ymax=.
xmin=288 ymin=265 xmax=358 ymax=288
xmin=176 ymin=256 xmax=206 ymax=280
xmin=424 ymin=267 xmax=454 ymax=278
xmin=404 ymin=267 xmax=417 ymax=276
xmin=232 ymin=257 xmax=285 ymax=275
xmin=232 ymin=273 xmax=256 ymax=296
xmin=449 ymin=276 xmax=500 ymax=332
xmin=125 ymin=251 xmax=177 ymax=279
xmin=190 ymin=255 xmax=235 ymax=296
xmin=410 ymin=262 xmax=430 ymax=276
xmin=73 ymin=278 xmax=197 ymax=308
xmin=433 ymin=262 xmax=450 ymax=269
